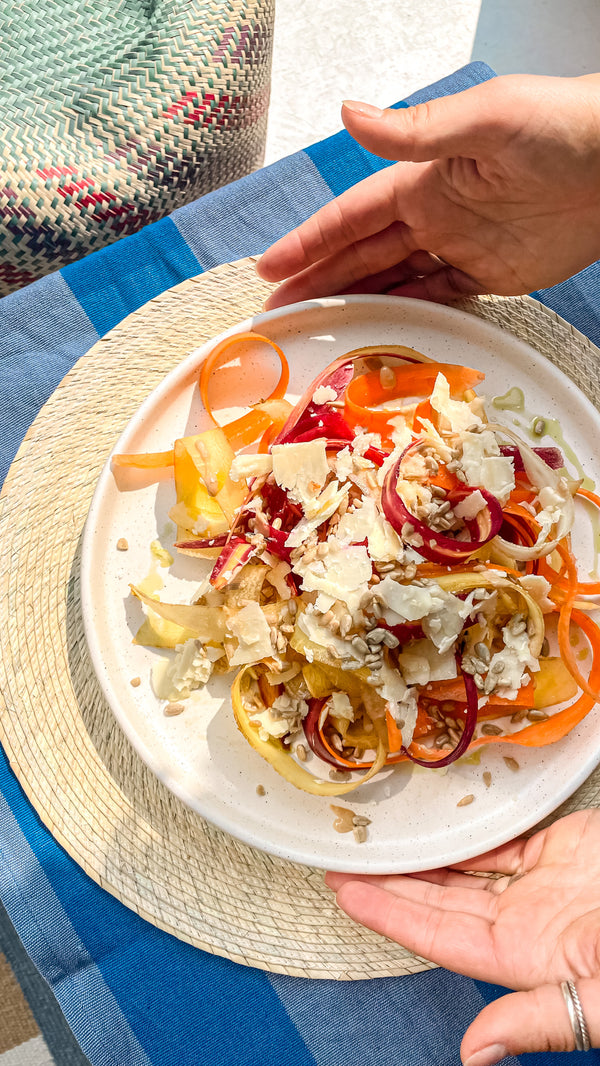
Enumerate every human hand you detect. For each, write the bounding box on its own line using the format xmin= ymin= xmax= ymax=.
xmin=257 ymin=74 xmax=600 ymax=308
xmin=326 ymin=809 xmax=600 ymax=1064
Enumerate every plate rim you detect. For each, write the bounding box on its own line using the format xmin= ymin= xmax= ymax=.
xmin=80 ymin=292 xmax=600 ymax=873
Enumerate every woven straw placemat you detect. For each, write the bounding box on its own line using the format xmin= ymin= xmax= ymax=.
xmin=1 ymin=258 xmax=600 ymax=981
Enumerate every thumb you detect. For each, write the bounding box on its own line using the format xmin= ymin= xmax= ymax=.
xmin=460 ymin=980 xmax=600 ymax=1065
xmin=341 ymin=79 xmax=509 ymax=163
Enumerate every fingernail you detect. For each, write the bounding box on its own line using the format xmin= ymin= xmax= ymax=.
xmin=464 ymin=1046 xmax=507 ymax=1066
xmin=342 ymin=99 xmax=385 ymax=119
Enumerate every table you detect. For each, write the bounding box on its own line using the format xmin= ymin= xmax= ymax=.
xmin=1 ymin=61 xmax=599 ymax=1066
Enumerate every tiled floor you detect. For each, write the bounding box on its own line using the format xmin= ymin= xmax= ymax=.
xmin=265 ymin=0 xmax=600 ymax=164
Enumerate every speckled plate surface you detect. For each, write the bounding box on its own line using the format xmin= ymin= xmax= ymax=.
xmin=81 ymin=294 xmax=600 ymax=874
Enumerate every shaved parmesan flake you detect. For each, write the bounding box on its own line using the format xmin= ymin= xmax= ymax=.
xmin=229 ymin=453 xmax=273 ymax=481
xmin=228 ymin=602 xmax=273 ymax=665
xmin=312 ymin=385 xmax=337 ymax=404
xmin=271 ymin=439 xmax=329 ymax=507
xmin=431 ymin=373 xmax=482 ymax=434
xmin=296 ymin=543 xmax=372 ymax=615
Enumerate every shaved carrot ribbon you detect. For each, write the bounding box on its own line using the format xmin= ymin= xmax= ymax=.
xmin=199 ymin=330 xmax=289 ymax=428
xmin=112 ymin=449 xmax=174 ymax=469
xmin=344 ymin=363 xmax=484 ymax=433
xmin=402 ymin=608 xmax=600 ymax=762
xmin=421 ymin=676 xmax=534 ymax=707
xmin=538 ymin=490 xmax=600 ymax=596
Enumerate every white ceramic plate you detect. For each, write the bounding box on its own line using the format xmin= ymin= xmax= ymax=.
xmin=81 ymin=295 xmax=600 ymax=873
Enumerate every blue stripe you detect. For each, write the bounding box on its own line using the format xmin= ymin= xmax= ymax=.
xmin=270 ymin=967 xmax=520 ymax=1066
xmin=475 ymin=981 xmax=600 ymax=1065
xmin=62 ymin=217 xmax=201 ymax=337
xmin=0 ymin=747 xmax=316 ymax=1066
xmin=305 ymin=62 xmax=496 ymax=197
xmin=0 ymin=763 xmax=151 ymax=1066
xmin=0 ymin=271 xmax=98 ymax=490
xmin=532 ymin=262 xmax=600 ymax=348
xmin=171 ymin=150 xmax=335 ymax=268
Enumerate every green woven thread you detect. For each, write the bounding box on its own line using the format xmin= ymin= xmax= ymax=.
xmin=0 ymin=0 xmax=274 ymax=293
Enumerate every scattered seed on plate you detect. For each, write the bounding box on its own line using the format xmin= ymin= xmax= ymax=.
xmin=503 ymin=756 xmax=520 ymax=772
xmin=130 ymin=676 xmax=141 ymax=687
xmin=295 ymin=743 xmax=307 ymax=762
xmin=116 ymin=537 xmax=129 ymax=551
xmin=482 ymin=771 xmax=492 ymax=788
xmin=164 ymin=701 xmax=184 ymax=717
xmin=457 ymin=794 xmax=475 ymax=807
xmin=256 ymin=784 xmax=266 ymax=796
xmin=329 ymin=769 xmax=351 ymax=782
xmin=511 ymin=709 xmax=528 ymax=724
xmin=527 ymin=709 xmax=549 ymax=722
xmin=353 ymin=825 xmax=368 ymax=843
xmin=481 ymin=723 xmax=503 ymax=736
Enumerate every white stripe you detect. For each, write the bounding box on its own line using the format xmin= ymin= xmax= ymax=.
xmin=0 ymin=1035 xmax=54 ymax=1066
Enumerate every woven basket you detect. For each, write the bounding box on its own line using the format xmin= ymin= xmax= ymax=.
xmin=0 ymin=0 xmax=274 ymax=295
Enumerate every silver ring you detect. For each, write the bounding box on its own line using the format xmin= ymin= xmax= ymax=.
xmin=561 ymin=980 xmax=591 ymax=1052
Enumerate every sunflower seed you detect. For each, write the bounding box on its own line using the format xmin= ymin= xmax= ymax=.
xmin=341 ymin=659 xmax=363 ymax=671
xmin=503 ymin=756 xmax=520 ymax=772
xmin=256 ymin=784 xmax=266 ymax=796
xmin=482 ymin=771 xmax=492 ymax=788
xmin=367 ymin=628 xmax=387 ymax=644
xmin=541 ymin=637 xmax=550 ymax=657
xmin=353 ymin=825 xmax=368 ymax=843
xmin=365 ymin=652 xmax=383 ymax=667
xmin=474 ymin=642 xmax=491 ymax=664
xmin=351 ymin=635 xmax=369 ymax=655
xmin=527 ymin=709 xmax=549 ymax=722
xmin=329 ymin=769 xmax=351 ymax=782
xmin=382 ymin=631 xmax=399 ymax=648
xmin=457 ymin=794 xmax=474 ymax=807
xmin=481 ymin=723 xmax=503 ymax=736
xmin=511 ymin=709 xmax=528 ymax=723
xmin=532 ymin=417 xmax=546 ymax=436
xmin=164 ymin=702 xmax=185 ymax=717
xmin=471 ymin=657 xmax=489 ymax=674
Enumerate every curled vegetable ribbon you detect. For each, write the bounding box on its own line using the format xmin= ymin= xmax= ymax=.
xmin=199 ymin=331 xmax=290 ymax=450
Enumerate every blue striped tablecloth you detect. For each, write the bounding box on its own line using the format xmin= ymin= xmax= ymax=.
xmin=1 ymin=62 xmax=599 ymax=1066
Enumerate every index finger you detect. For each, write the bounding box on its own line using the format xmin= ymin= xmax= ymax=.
xmin=334 ymin=879 xmax=500 ymax=981
xmin=256 ymin=162 xmax=409 ymax=283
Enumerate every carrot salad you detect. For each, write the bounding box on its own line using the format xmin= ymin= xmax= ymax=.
xmin=113 ymin=333 xmax=600 ymax=796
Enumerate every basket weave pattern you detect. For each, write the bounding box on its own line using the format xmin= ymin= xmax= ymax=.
xmin=0 ymin=0 xmax=274 ymax=295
